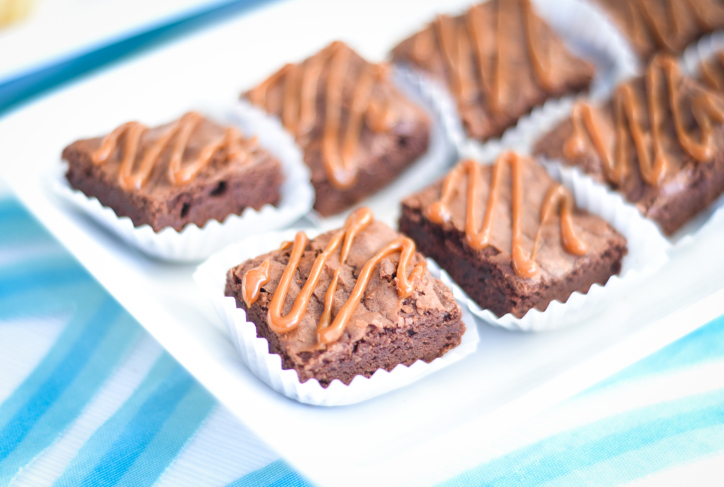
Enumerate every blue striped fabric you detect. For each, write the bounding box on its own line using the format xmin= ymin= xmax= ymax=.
xmin=1 ymin=194 xmax=723 ymax=487
xmin=0 ymin=198 xmax=219 ymax=486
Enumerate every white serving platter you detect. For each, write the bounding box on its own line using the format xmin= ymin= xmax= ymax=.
xmin=2 ymin=1 xmax=724 ymax=486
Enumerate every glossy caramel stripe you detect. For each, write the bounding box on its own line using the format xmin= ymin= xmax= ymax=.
xmin=699 ymin=52 xmax=724 ymax=93
xmin=241 ymin=208 xmax=425 ymax=346
xmin=566 ymin=56 xmax=724 ymax=187
xmin=414 ymin=0 xmax=552 ymax=114
xmin=91 ymin=112 xmax=251 ymax=190
xmin=248 ymin=42 xmax=395 ymax=190
xmin=628 ymin=0 xmax=724 ymax=52
xmin=427 ymin=155 xmax=587 ymax=279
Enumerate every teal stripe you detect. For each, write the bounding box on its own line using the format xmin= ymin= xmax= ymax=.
xmin=0 ymin=199 xmax=53 ymax=247
xmin=0 ymin=299 xmax=142 ymax=486
xmin=0 ymin=281 xmax=98 ymax=322
xmin=54 ymin=355 xmax=213 ymax=487
xmin=0 ymin=198 xmax=25 ymax=219
xmin=0 ymin=287 xmax=108 ymax=431
xmin=53 ymin=356 xmax=179 ymax=487
xmin=585 ymin=314 xmax=724 ymax=395
xmin=540 ymin=424 xmax=724 ymax=487
xmin=115 ymin=383 xmax=215 ymax=486
xmin=227 ymin=460 xmax=313 ymax=487
xmin=440 ymin=388 xmax=724 ymax=487
xmin=0 ymin=255 xmax=90 ymax=298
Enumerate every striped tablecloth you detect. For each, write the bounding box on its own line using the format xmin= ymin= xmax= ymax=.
xmin=1 ymin=194 xmax=723 ymax=487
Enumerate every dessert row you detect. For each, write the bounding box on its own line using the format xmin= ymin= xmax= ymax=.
xmin=56 ymin=0 xmax=724 ymax=403
xmin=63 ymin=0 xmax=724 ymax=238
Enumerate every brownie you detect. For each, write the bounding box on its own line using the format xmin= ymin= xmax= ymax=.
xmin=591 ymin=0 xmax=724 ymax=61
xmin=534 ymin=55 xmax=724 ymax=235
xmin=243 ymin=41 xmax=431 ymax=216
xmin=399 ymin=155 xmax=627 ymax=319
xmin=224 ymin=209 xmax=465 ymax=387
xmin=391 ymin=0 xmax=595 ymax=142
xmin=63 ymin=112 xmax=283 ymax=232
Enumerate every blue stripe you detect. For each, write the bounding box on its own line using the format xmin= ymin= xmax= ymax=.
xmin=0 ymin=257 xmax=90 ymax=298
xmin=0 ymin=280 xmax=94 ymax=320
xmin=54 ymin=355 xmax=212 ymax=487
xmin=585 ymin=314 xmax=724 ymax=395
xmin=0 ymin=199 xmax=26 ymax=219
xmin=0 ymin=198 xmax=53 ymax=247
xmin=440 ymin=388 xmax=724 ymax=487
xmin=53 ymin=355 xmax=178 ymax=487
xmin=116 ymin=384 xmax=215 ymax=486
xmin=0 ymin=297 xmax=137 ymax=484
xmin=227 ymin=460 xmax=314 ymax=487
xmin=0 ymin=298 xmax=120 ymax=452
xmin=79 ymin=365 xmax=195 ymax=486
xmin=0 ymin=313 xmax=142 ymax=485
xmin=0 ymin=286 xmax=108 ymax=432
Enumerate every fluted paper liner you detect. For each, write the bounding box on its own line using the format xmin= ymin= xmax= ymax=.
xmin=193 ymin=229 xmax=479 ymax=406
xmin=52 ymin=101 xmax=314 ymax=263
xmin=439 ymin=160 xmax=669 ymax=332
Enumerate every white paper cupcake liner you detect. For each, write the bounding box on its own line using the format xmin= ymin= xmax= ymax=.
xmin=52 ymin=101 xmax=314 ymax=263
xmin=393 ymin=0 xmax=638 ymax=164
xmin=193 ymin=228 xmax=480 ymax=406
xmin=438 ymin=159 xmax=670 ymax=333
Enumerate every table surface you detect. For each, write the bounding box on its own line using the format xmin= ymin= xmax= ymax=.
xmin=1 ymin=1 xmax=724 ymax=485
xmin=2 ymin=189 xmax=723 ymax=487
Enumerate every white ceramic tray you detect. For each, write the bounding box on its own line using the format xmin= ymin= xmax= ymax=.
xmin=2 ymin=1 xmax=724 ymax=486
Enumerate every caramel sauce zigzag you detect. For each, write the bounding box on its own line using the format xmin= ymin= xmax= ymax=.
xmin=427 ymin=155 xmax=588 ymax=279
xmin=241 ymin=207 xmax=426 ymax=347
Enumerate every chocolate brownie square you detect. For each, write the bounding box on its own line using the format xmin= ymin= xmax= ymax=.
xmin=63 ymin=111 xmax=283 ymax=232
xmin=391 ymin=0 xmax=595 ymax=142
xmin=243 ymin=41 xmax=431 ymax=217
xmin=399 ymin=154 xmax=627 ymax=319
xmin=591 ymin=0 xmax=724 ymax=61
xmin=224 ymin=208 xmax=465 ymax=387
xmin=534 ymin=55 xmax=724 ymax=235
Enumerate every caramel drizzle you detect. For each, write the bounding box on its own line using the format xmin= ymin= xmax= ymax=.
xmin=248 ymin=42 xmax=396 ymax=190
xmin=565 ymin=55 xmax=724 ymax=188
xmin=91 ymin=112 xmax=253 ymax=190
xmin=413 ymin=0 xmax=553 ymax=115
xmin=427 ymin=155 xmax=587 ymax=279
xmin=241 ymin=208 xmax=426 ymax=346
xmin=699 ymin=51 xmax=724 ymax=93
xmin=627 ymin=0 xmax=724 ymax=53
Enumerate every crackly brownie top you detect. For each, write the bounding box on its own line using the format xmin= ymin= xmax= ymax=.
xmin=62 ymin=112 xmax=269 ymax=197
xmin=402 ymin=154 xmax=625 ymax=283
xmin=243 ymin=41 xmax=430 ymax=190
xmin=534 ymin=55 xmax=724 ymax=217
xmin=391 ymin=0 xmax=594 ymax=141
xmin=227 ymin=208 xmax=461 ymax=363
xmin=592 ymin=0 xmax=724 ymax=59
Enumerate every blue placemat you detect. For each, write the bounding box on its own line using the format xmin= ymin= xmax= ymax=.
xmin=1 ymin=196 xmax=724 ymax=486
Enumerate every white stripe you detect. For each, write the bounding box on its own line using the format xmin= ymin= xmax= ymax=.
xmin=0 ymin=316 xmax=67 ymax=403
xmin=0 ymin=243 xmax=68 ymax=267
xmin=155 ymin=406 xmax=279 ymax=487
xmin=11 ymin=334 xmax=163 ymax=487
